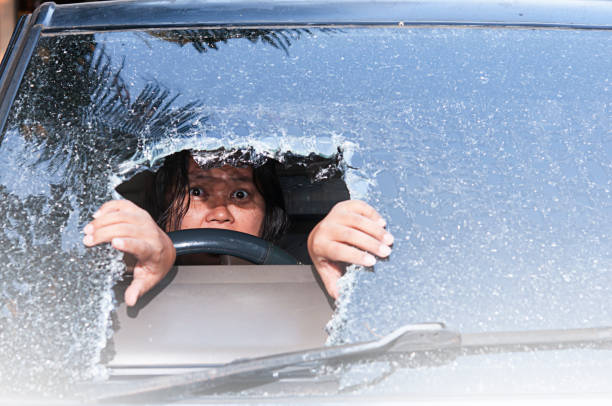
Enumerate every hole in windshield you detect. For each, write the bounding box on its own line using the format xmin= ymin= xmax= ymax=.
xmin=115 ymin=149 xmax=349 ymax=264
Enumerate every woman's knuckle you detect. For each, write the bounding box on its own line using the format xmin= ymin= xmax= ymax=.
xmin=312 ymin=239 xmax=328 ymax=255
xmin=374 ymin=227 xmax=386 ymax=240
xmin=345 ymin=228 xmax=361 ymax=243
xmin=319 ymin=221 xmax=335 ymax=234
xmin=334 ymin=200 xmax=352 ymax=213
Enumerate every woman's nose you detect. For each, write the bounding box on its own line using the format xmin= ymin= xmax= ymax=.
xmin=205 ymin=199 xmax=234 ymax=223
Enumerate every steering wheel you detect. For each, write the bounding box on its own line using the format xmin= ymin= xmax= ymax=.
xmin=166 ymin=228 xmax=298 ymax=265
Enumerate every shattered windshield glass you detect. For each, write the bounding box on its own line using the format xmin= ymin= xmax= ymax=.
xmin=0 ymin=26 xmax=610 ymax=396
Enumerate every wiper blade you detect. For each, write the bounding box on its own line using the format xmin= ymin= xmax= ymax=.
xmin=86 ymin=322 xmax=455 ymax=402
xmin=461 ymin=326 xmax=612 ymax=353
xmin=87 ymin=323 xmax=612 ymax=403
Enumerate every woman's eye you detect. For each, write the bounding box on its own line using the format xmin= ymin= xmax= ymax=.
xmin=189 ymin=187 xmax=203 ymax=197
xmin=232 ymin=189 xmax=249 ymax=200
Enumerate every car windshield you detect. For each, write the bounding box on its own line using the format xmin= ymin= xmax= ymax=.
xmin=1 ymin=24 xmax=611 ymax=398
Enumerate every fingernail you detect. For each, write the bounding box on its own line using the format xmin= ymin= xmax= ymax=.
xmin=112 ymin=238 xmax=124 ymax=249
xmin=92 ymin=211 xmax=100 ymax=219
xmin=83 ymin=224 xmax=93 ymax=235
xmin=126 ymin=288 xmax=140 ymax=307
xmin=363 ymin=254 xmax=376 ymax=267
xmin=383 ymin=232 xmax=394 ymax=245
xmin=379 ymin=245 xmax=391 ymax=257
xmin=83 ymin=235 xmax=93 ymax=246
xmin=377 ymin=218 xmax=387 ymax=228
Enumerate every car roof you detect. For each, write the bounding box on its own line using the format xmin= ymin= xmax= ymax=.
xmin=31 ymin=0 xmax=612 ymax=32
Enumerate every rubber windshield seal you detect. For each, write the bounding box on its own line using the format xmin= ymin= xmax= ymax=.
xmin=0 ymin=19 xmax=40 ymax=141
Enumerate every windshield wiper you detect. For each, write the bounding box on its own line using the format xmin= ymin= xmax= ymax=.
xmin=86 ymin=323 xmax=612 ymax=403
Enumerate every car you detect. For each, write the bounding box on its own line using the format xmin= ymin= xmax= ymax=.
xmin=1 ymin=0 xmax=612 ymax=403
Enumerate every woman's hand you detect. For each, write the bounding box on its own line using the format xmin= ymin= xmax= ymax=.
xmin=83 ymin=200 xmax=176 ymax=306
xmin=307 ymin=200 xmax=393 ymax=299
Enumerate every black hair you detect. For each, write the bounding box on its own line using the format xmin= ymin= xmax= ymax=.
xmin=252 ymin=160 xmax=290 ymax=242
xmin=148 ymin=150 xmax=289 ymax=243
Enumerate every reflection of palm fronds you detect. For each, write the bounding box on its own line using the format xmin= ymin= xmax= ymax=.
xmin=11 ymin=26 xmax=339 ymax=186
xmin=86 ymin=45 xmax=206 ymax=142
xmin=13 ymin=35 xmax=207 ymax=184
xmin=87 ymin=50 xmax=204 ymax=143
xmin=148 ymin=28 xmax=335 ymax=55
xmin=104 ymin=84 xmax=202 ymax=137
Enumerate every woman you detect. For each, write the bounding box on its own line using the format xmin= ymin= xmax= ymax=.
xmin=83 ymin=150 xmax=394 ymax=306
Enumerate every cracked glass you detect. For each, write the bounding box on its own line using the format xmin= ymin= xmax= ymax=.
xmin=0 ymin=26 xmax=610 ymax=397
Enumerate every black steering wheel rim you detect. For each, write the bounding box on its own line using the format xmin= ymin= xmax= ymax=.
xmin=167 ymin=228 xmax=298 ymax=265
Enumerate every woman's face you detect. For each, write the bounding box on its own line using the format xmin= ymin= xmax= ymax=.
xmin=179 ymin=157 xmax=266 ymax=237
